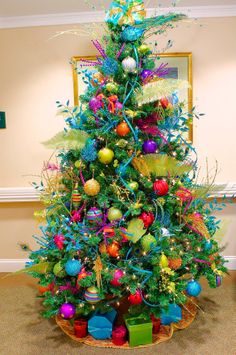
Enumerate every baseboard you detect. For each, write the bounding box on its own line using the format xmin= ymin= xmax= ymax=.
xmin=0 ymin=257 xmax=235 ymax=272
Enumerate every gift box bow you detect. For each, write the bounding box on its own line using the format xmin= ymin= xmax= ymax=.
xmin=106 ymin=0 xmax=146 ymax=26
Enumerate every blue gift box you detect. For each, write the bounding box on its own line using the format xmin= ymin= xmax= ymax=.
xmin=88 ymin=309 xmax=117 ymax=340
xmin=161 ymin=304 xmax=182 ymax=325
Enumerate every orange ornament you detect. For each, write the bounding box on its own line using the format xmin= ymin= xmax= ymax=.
xmin=106 ymin=241 xmax=120 ymax=257
xmin=116 ymin=122 xmax=130 ymax=136
xmin=91 ymin=72 xmax=105 ymax=87
xmin=38 ymin=283 xmax=54 ymax=294
xmin=168 ymin=258 xmax=182 ymax=270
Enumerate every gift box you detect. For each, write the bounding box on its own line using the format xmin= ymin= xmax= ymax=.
xmin=112 ymin=325 xmax=127 ymax=346
xmin=88 ymin=309 xmax=117 ymax=340
xmin=150 ymin=315 xmax=161 ymax=334
xmin=124 ymin=315 xmax=153 ymax=347
xmin=74 ymin=319 xmax=88 ymax=338
xmin=161 ymin=303 xmax=182 ymax=325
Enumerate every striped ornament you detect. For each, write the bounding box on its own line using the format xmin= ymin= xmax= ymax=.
xmin=84 ymin=286 xmax=101 ymax=304
xmin=72 ymin=190 xmax=81 ymax=208
xmin=86 ymin=207 xmax=103 ymax=224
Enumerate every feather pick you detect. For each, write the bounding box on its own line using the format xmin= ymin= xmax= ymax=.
xmin=42 ymin=130 xmax=89 ymax=150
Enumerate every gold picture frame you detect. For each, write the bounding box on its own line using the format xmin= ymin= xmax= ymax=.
xmin=72 ymin=52 xmax=193 ymax=141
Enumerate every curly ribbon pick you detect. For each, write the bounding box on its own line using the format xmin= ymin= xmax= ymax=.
xmin=192 ymin=258 xmax=211 ymax=265
xmin=141 ymin=291 xmax=160 ymax=308
xmin=79 ymin=169 xmax=85 ymax=185
xmin=107 ymin=95 xmax=118 ymax=113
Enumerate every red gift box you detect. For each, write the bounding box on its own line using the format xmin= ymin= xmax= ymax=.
xmin=74 ymin=319 xmax=88 ymax=338
xmin=112 ymin=325 xmax=127 ymax=346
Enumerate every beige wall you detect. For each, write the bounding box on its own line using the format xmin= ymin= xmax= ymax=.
xmin=0 ymin=17 xmax=236 ymax=261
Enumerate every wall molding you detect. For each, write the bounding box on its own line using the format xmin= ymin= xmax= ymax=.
xmin=0 ymin=5 xmax=236 ymax=29
xmin=0 ymin=257 xmax=235 ymax=272
xmin=0 ymin=183 xmax=235 ymax=203
xmin=0 ymin=187 xmax=39 ymax=202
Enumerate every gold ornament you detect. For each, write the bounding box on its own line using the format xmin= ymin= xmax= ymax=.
xmin=83 ymin=179 xmax=100 ymax=196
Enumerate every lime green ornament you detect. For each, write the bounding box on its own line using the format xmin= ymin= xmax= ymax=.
xmin=106 ymin=82 xmax=118 ymax=93
xmin=98 ymin=148 xmax=114 ymax=164
xmin=141 ymin=234 xmax=157 ymax=252
xmin=108 ymin=207 xmax=123 ymax=221
xmin=128 ymin=181 xmax=139 ymax=191
xmin=138 ymin=44 xmax=151 ymax=55
xmin=160 ymin=253 xmax=169 ymax=268
xmin=74 ymin=160 xmax=81 ymax=168
xmin=53 ymin=262 xmax=66 ymax=278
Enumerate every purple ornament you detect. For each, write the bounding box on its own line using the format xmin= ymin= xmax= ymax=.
xmin=59 ymin=303 xmax=76 ymax=319
xmin=115 ymin=101 xmax=123 ymax=110
xmin=140 ymin=69 xmax=153 ymax=82
xmin=89 ymin=97 xmax=103 ymax=113
xmin=142 ymin=140 xmax=158 ymax=154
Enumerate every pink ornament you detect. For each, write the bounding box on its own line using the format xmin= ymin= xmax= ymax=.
xmin=54 ymin=234 xmax=65 ymax=250
xmin=71 ymin=210 xmax=82 ymax=222
xmin=115 ymin=101 xmax=123 ymax=110
xmin=110 ymin=269 xmax=124 ymax=287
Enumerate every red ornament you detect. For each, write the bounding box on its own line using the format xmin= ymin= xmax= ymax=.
xmin=107 ymin=241 xmax=120 ymax=258
xmin=138 ymin=212 xmax=155 ymax=229
xmin=103 ymin=227 xmax=115 ymax=238
xmin=128 ymin=290 xmax=143 ymax=305
xmin=116 ymin=122 xmax=130 ymax=136
xmin=153 ymin=180 xmax=169 ymax=196
xmin=74 ymin=319 xmax=88 ymax=338
xmin=160 ymin=97 xmax=169 ymax=109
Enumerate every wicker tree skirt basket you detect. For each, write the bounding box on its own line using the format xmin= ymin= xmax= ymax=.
xmin=55 ymin=298 xmax=197 ymax=349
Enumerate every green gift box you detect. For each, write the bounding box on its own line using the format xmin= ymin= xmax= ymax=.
xmin=124 ymin=315 xmax=153 ymax=347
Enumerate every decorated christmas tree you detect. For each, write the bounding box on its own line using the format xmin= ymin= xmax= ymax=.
xmin=24 ymin=0 xmax=227 ymax=347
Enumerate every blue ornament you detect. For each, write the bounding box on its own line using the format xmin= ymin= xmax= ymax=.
xmin=186 ymin=280 xmax=202 ymax=297
xmin=101 ymin=57 xmax=118 ymax=75
xmin=81 ymin=139 xmax=97 ymax=162
xmin=65 ymin=259 xmax=82 ymax=276
xmin=121 ymin=26 xmax=144 ymax=42
xmin=161 ymin=304 xmax=182 ymax=325
xmin=204 ymin=240 xmax=213 ymax=251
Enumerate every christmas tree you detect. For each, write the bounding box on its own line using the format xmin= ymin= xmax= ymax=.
xmin=24 ymin=0 xmax=227 ymax=347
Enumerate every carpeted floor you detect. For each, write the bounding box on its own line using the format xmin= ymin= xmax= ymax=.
xmin=0 ymin=272 xmax=236 ymax=355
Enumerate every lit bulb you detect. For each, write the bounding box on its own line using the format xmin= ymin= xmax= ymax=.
xmin=116 ymin=302 xmax=120 ymax=306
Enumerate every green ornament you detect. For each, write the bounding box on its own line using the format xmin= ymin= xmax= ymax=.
xmin=53 ymin=262 xmax=66 ymax=278
xmin=106 ymin=82 xmax=118 ymax=93
xmin=98 ymin=148 xmax=114 ymax=164
xmin=128 ymin=181 xmax=139 ymax=191
xmin=138 ymin=44 xmax=151 ymax=55
xmin=116 ymin=139 xmax=128 ymax=148
xmin=108 ymin=207 xmax=123 ymax=221
xmin=141 ymin=234 xmax=157 ymax=252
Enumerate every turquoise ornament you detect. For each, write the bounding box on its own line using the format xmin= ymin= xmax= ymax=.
xmin=186 ymin=280 xmax=202 ymax=297
xmin=65 ymin=259 xmax=82 ymax=276
xmin=121 ymin=26 xmax=144 ymax=42
xmin=101 ymin=57 xmax=118 ymax=76
xmin=204 ymin=240 xmax=213 ymax=251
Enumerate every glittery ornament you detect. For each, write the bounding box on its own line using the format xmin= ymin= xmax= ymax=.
xmin=116 ymin=121 xmax=130 ymax=136
xmin=107 ymin=241 xmax=120 ymax=257
xmin=65 ymin=259 xmax=82 ymax=276
xmin=84 ymin=286 xmax=101 ymax=304
xmin=53 ymin=234 xmax=65 ymax=250
xmin=53 ymin=262 xmax=66 ymax=278
xmin=141 ymin=234 xmax=157 ymax=252
xmin=128 ymin=290 xmax=142 ymax=305
xmin=59 ymin=303 xmax=76 ymax=319
xmin=140 ymin=69 xmax=153 ymax=82
xmin=108 ymin=207 xmax=123 ymax=221
xmin=153 ymin=180 xmax=169 ymax=196
xmin=110 ymin=269 xmax=124 ymax=287
xmin=89 ymin=97 xmax=103 ymax=113
xmin=138 ymin=44 xmax=151 ymax=55
xmin=101 ymin=57 xmax=118 ymax=76
xmin=122 ymin=57 xmax=137 ymax=73
xmin=142 ymin=139 xmax=158 ymax=154
xmin=186 ymin=280 xmax=202 ymax=297
xmin=86 ymin=207 xmax=103 ymax=224
xmin=91 ymin=72 xmax=105 ymax=86
xmin=106 ymin=82 xmax=118 ymax=93
xmin=81 ymin=139 xmax=97 ymax=162
xmin=138 ymin=212 xmax=154 ymax=228
xmin=84 ymin=179 xmax=100 ymax=196
xmin=98 ymin=148 xmax=114 ymax=164
xmin=121 ymin=26 xmax=144 ymax=42
xmin=168 ymin=258 xmax=182 ymax=270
